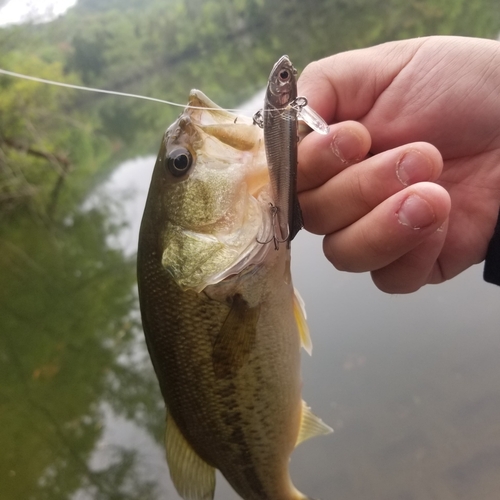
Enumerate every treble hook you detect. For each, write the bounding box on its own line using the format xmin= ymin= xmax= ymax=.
xmin=257 ymin=203 xmax=289 ymax=250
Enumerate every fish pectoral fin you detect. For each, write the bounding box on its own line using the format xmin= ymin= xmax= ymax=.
xmin=296 ymin=400 xmax=333 ymax=447
xmin=212 ymin=294 xmax=260 ymax=379
xmin=165 ymin=412 xmax=216 ymax=500
xmin=293 ymin=288 xmax=312 ymax=355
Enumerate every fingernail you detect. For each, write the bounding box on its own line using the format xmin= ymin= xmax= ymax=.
xmin=396 ymin=150 xmax=432 ymax=186
xmin=330 ymin=128 xmax=363 ymax=164
xmin=397 ymin=194 xmax=436 ymax=229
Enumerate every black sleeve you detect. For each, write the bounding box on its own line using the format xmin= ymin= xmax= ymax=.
xmin=483 ymin=209 xmax=500 ymax=286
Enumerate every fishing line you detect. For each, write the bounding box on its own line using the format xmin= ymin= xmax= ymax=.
xmin=0 ymin=67 xmax=329 ymax=133
xmin=0 ymin=67 xmax=248 ymax=112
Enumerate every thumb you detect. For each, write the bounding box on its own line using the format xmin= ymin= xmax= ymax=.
xmin=297 ymin=38 xmax=426 ymax=124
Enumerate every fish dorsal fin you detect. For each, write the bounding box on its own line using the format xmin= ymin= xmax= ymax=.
xmin=212 ymin=294 xmax=260 ymax=379
xmin=296 ymin=401 xmax=333 ymax=447
xmin=293 ymin=288 xmax=312 ymax=355
xmin=165 ymin=412 xmax=216 ymax=500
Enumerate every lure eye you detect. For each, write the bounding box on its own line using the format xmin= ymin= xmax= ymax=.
xmin=279 ymin=69 xmax=290 ymax=81
xmin=167 ymin=148 xmax=193 ymax=177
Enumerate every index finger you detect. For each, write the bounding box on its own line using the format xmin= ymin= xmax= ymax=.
xmin=298 ymin=120 xmax=371 ymax=192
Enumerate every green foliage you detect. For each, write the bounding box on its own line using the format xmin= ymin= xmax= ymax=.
xmin=0 ymin=50 xmax=111 ymax=219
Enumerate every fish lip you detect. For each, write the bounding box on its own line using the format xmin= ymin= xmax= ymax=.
xmin=188 ymin=89 xmax=253 ymax=126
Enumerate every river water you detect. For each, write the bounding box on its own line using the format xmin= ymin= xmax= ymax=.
xmin=2 ymin=94 xmax=500 ymax=500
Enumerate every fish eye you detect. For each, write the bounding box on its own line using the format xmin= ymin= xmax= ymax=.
xmin=167 ymin=148 xmax=193 ymax=177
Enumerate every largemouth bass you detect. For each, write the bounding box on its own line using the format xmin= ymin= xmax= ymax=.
xmin=137 ymin=89 xmax=331 ymax=500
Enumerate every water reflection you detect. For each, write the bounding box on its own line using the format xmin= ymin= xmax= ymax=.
xmin=1 ymin=148 xmax=500 ymax=499
xmin=0 ymin=206 xmax=163 ymax=499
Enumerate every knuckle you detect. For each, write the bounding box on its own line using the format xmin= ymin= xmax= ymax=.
xmin=349 ymin=169 xmax=373 ymax=212
xmin=322 ymin=236 xmax=345 ymax=271
xmin=322 ymin=234 xmax=359 ymax=272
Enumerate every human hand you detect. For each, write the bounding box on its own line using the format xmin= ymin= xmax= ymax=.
xmin=297 ymin=36 xmax=500 ymax=293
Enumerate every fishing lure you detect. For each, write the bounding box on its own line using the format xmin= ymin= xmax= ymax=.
xmin=253 ymin=56 xmax=329 ymax=249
